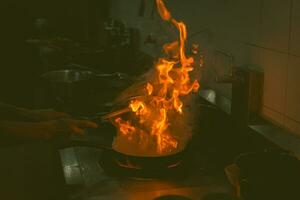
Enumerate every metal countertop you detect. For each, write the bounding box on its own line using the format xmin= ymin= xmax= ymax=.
xmin=60 ymin=146 xmax=233 ymax=200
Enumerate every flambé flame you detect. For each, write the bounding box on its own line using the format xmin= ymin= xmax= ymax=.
xmin=114 ymin=0 xmax=200 ymax=155
xmin=156 ymin=0 xmax=172 ymax=21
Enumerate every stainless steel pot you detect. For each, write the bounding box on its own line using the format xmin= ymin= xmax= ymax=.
xmin=41 ymin=69 xmax=130 ymax=83
xmin=41 ymin=69 xmax=132 ymax=109
xmin=41 ymin=70 xmax=93 ymax=101
xmin=41 ymin=70 xmax=94 ymax=83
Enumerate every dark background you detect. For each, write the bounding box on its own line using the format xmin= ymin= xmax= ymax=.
xmin=0 ymin=0 xmax=110 ymax=107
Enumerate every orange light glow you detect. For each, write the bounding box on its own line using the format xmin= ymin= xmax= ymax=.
xmin=113 ymin=0 xmax=200 ymax=156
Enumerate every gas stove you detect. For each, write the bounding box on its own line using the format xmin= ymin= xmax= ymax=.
xmin=58 ymin=98 xmax=248 ymax=200
xmin=60 ymin=130 xmax=234 ymax=200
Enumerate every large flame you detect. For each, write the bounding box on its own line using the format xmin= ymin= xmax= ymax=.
xmin=113 ymin=0 xmax=200 ymax=156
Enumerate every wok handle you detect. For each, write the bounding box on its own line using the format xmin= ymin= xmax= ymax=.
xmin=74 ymin=109 xmax=131 ymax=123
xmin=100 ymin=107 xmax=131 ymax=121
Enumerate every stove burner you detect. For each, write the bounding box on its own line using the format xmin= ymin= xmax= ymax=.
xmin=154 ymin=195 xmax=192 ymax=200
xmin=99 ymin=149 xmax=190 ymax=179
xmin=114 ymin=157 xmax=182 ymax=170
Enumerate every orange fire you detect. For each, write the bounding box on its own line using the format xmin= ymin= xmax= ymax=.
xmin=113 ymin=0 xmax=200 ymax=156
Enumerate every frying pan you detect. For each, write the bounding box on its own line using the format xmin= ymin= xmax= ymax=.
xmin=56 ymin=116 xmax=188 ymax=178
xmin=61 ymin=100 xmax=217 ymax=177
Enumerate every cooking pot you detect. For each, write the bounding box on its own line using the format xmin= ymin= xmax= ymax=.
xmin=41 ymin=69 xmax=131 ymax=97
xmin=226 ymin=150 xmax=300 ymax=200
xmin=41 ymin=69 xmax=130 ymax=83
xmin=41 ymin=69 xmax=132 ymax=114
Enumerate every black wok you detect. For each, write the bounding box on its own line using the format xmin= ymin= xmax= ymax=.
xmin=56 ymin=120 xmax=188 ymax=178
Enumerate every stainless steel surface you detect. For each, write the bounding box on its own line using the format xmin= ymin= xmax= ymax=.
xmin=209 ymin=48 xmax=264 ymax=132
xmin=42 ymin=70 xmax=94 ymax=83
xmin=60 ymin=147 xmax=233 ymax=200
xmin=41 ymin=70 xmax=94 ymax=102
xmin=41 ymin=69 xmax=130 ymax=83
xmin=198 ymin=89 xmax=231 ymax=114
xmin=214 ymin=49 xmax=246 ymax=85
xmin=60 ymin=148 xmax=84 ymax=185
xmin=250 ymin=125 xmax=300 ymax=158
xmin=214 ymin=49 xmax=235 ymax=84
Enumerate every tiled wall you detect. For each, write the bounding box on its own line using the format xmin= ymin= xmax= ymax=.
xmin=110 ymin=0 xmax=300 ymax=136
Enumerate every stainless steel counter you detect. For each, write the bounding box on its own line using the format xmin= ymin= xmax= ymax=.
xmin=60 ymin=146 xmax=233 ymax=200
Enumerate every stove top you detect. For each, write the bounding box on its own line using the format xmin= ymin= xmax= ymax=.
xmin=59 ymin=106 xmax=240 ymax=200
xmin=60 ymin=143 xmax=233 ymax=200
xmin=99 ymin=147 xmax=191 ymax=180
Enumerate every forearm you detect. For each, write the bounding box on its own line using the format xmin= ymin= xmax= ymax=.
xmin=0 ymin=102 xmax=31 ymax=121
xmin=0 ymin=121 xmax=39 ymax=138
xmin=0 ymin=118 xmax=97 ymax=140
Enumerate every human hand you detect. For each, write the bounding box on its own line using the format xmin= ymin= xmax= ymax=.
xmin=37 ymin=119 xmax=98 ymax=139
xmin=22 ymin=119 xmax=98 ymax=139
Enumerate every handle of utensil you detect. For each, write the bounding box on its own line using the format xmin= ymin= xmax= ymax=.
xmin=100 ymin=107 xmax=131 ymax=121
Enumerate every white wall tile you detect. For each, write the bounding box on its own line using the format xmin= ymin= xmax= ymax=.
xmin=259 ymin=49 xmax=288 ymax=114
xmin=290 ymin=0 xmax=300 ymax=56
xmin=285 ymin=56 xmax=300 ymax=122
xmin=260 ymin=0 xmax=291 ymax=52
xmin=262 ymin=106 xmax=285 ymax=126
xmin=215 ymin=0 xmax=261 ymax=45
xmin=231 ymin=43 xmax=261 ymax=67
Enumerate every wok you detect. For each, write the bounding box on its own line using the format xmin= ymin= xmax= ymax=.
xmin=55 ymin=97 xmax=206 ymax=178
xmin=57 ymin=117 xmax=188 ymax=178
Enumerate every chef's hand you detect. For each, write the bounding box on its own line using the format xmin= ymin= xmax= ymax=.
xmin=34 ymin=119 xmax=98 ymax=139
xmin=0 ymin=102 xmax=71 ymax=122
xmin=25 ymin=109 xmax=71 ymax=122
